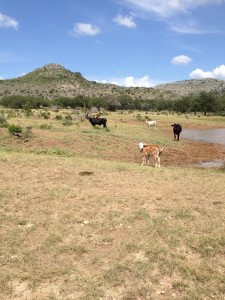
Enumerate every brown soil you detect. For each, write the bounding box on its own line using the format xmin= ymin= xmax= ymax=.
xmin=157 ymin=125 xmax=225 ymax=167
xmin=4 ymin=124 xmax=225 ymax=168
xmin=163 ymin=139 xmax=225 ymax=167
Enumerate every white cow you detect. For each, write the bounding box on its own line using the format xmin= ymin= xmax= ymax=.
xmin=146 ymin=120 xmax=156 ymax=129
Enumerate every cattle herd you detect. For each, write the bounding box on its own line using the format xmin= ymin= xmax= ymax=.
xmin=85 ymin=113 xmax=182 ymax=168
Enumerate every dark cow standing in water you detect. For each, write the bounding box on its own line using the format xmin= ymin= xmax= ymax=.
xmin=85 ymin=114 xmax=107 ymax=128
xmin=171 ymin=124 xmax=182 ymax=141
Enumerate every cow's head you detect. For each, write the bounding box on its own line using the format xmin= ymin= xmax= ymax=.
xmin=138 ymin=142 xmax=146 ymax=151
xmin=158 ymin=146 xmax=164 ymax=155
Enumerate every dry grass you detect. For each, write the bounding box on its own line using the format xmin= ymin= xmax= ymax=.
xmin=0 ymin=109 xmax=225 ymax=299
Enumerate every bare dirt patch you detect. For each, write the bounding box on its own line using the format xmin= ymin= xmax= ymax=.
xmin=163 ymin=139 xmax=225 ymax=167
xmin=4 ymin=124 xmax=225 ymax=168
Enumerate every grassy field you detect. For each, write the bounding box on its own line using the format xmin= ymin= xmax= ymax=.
xmin=0 ymin=109 xmax=225 ymax=300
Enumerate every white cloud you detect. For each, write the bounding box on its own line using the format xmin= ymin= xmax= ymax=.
xmin=94 ymin=75 xmax=157 ymax=87
xmin=120 ymin=0 xmax=224 ymax=17
xmin=0 ymin=12 xmax=18 ymax=30
xmin=189 ymin=65 xmax=225 ymax=80
xmin=19 ymin=72 xmax=27 ymax=77
xmin=169 ymin=21 xmax=205 ymax=34
xmin=72 ymin=23 xmax=101 ymax=36
xmin=213 ymin=65 xmax=225 ymax=79
xmin=119 ymin=1 xmax=224 ymax=34
xmin=171 ymin=55 xmax=192 ymax=65
xmin=189 ymin=69 xmax=215 ymax=79
xmin=124 ymin=75 xmax=153 ymax=87
xmin=113 ymin=14 xmax=136 ymax=28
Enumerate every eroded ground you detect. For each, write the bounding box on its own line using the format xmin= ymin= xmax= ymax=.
xmin=1 ymin=119 xmax=225 ymax=168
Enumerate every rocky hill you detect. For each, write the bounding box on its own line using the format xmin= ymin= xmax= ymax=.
xmin=157 ymin=78 xmax=225 ymax=97
xmin=0 ymin=63 xmax=225 ymax=101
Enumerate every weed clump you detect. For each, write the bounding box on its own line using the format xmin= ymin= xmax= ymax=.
xmin=8 ymin=124 xmax=23 ymax=136
xmin=7 ymin=124 xmax=33 ymax=139
xmin=0 ymin=112 xmax=7 ymax=127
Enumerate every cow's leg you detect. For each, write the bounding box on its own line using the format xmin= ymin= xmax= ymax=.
xmin=152 ymin=155 xmax=157 ymax=168
xmin=157 ymin=156 xmax=160 ymax=168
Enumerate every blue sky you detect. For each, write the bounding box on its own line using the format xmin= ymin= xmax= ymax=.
xmin=1 ymin=0 xmax=225 ymax=87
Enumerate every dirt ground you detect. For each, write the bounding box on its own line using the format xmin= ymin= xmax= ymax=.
xmin=162 ymin=139 xmax=225 ymax=167
xmin=3 ymin=121 xmax=225 ymax=168
xmin=155 ymin=125 xmax=225 ymax=167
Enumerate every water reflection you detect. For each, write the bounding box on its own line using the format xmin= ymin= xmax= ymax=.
xmin=182 ymin=128 xmax=225 ymax=168
xmin=182 ymin=128 xmax=225 ymax=146
xmin=193 ymin=160 xmax=224 ymax=168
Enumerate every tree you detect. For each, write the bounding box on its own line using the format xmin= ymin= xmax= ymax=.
xmin=173 ymin=97 xmax=192 ymax=113
xmin=197 ymin=92 xmax=219 ymax=115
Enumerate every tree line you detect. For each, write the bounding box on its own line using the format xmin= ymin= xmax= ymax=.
xmin=1 ymin=92 xmax=225 ymax=115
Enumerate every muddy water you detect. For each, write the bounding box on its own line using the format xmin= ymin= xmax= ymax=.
xmin=182 ymin=128 xmax=225 ymax=146
xmin=182 ymin=128 xmax=225 ymax=168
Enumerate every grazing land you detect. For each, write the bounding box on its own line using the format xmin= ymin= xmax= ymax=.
xmin=0 ymin=109 xmax=225 ymax=300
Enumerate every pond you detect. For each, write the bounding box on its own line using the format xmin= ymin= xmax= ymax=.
xmin=182 ymin=128 xmax=225 ymax=168
xmin=182 ymin=128 xmax=225 ymax=146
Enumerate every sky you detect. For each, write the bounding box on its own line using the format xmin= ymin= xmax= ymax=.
xmin=1 ymin=0 xmax=225 ymax=87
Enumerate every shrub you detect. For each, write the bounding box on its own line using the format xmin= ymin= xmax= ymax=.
xmin=62 ymin=119 xmax=73 ymax=126
xmin=23 ymin=126 xmax=33 ymax=139
xmin=8 ymin=124 xmax=23 ymax=135
xmin=39 ymin=124 xmax=52 ymax=130
xmin=55 ymin=115 xmax=63 ymax=120
xmin=136 ymin=114 xmax=143 ymax=121
xmin=40 ymin=111 xmax=50 ymax=119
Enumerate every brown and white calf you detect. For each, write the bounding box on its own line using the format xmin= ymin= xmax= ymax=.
xmin=138 ymin=142 xmax=163 ymax=167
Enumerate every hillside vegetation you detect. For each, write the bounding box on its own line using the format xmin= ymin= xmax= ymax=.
xmin=1 ymin=63 xmax=225 ymax=101
xmin=158 ymin=78 xmax=225 ymax=96
xmin=0 ymin=64 xmax=172 ymax=101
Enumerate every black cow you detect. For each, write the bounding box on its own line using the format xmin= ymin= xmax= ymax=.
xmin=171 ymin=123 xmax=182 ymax=141
xmin=85 ymin=114 xmax=107 ymax=128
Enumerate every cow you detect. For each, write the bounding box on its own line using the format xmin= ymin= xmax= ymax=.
xmin=85 ymin=114 xmax=107 ymax=128
xmin=146 ymin=120 xmax=156 ymax=129
xmin=171 ymin=123 xmax=182 ymax=141
xmin=138 ymin=142 xmax=163 ymax=168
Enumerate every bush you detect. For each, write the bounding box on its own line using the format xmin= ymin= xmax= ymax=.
xmin=62 ymin=119 xmax=73 ymax=126
xmin=0 ymin=95 xmax=51 ymax=109
xmin=8 ymin=124 xmax=23 ymax=135
xmin=39 ymin=111 xmax=50 ymax=119
xmin=39 ymin=124 xmax=52 ymax=130
xmin=55 ymin=115 xmax=63 ymax=120
xmin=23 ymin=126 xmax=33 ymax=139
xmin=136 ymin=114 xmax=143 ymax=121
